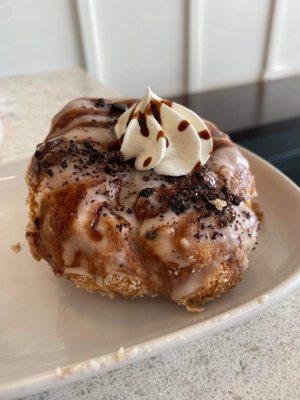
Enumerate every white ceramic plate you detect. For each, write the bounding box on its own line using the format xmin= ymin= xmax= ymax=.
xmin=0 ymin=148 xmax=300 ymax=400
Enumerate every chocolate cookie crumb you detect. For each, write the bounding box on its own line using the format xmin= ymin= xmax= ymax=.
xmin=95 ymin=98 xmax=105 ymax=107
xmin=194 ymin=232 xmax=203 ymax=239
xmin=169 ymin=193 xmax=190 ymax=215
xmin=68 ymin=140 xmax=78 ymax=155
xmin=60 ymin=160 xmax=68 ymax=168
xmin=46 ymin=169 xmax=53 ymax=177
xmin=211 ymin=232 xmax=223 ymax=240
xmin=146 ymin=230 xmax=157 ymax=240
xmin=230 ymin=194 xmax=241 ymax=206
xmin=139 ymin=188 xmax=154 ymax=197
xmin=110 ymin=103 xmax=128 ymax=115
xmin=242 ymin=211 xmax=251 ymax=219
xmin=116 ymin=223 xmax=126 ymax=232
xmin=34 ymin=149 xmax=43 ymax=159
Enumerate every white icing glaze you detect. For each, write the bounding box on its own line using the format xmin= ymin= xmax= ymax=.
xmin=171 ymin=270 xmax=211 ymax=301
xmin=139 ymin=211 xmax=184 ymax=266
xmin=62 ymin=185 xmax=114 ymax=266
xmin=208 ymin=146 xmax=249 ymax=179
xmin=139 ymin=203 xmax=258 ymax=300
xmin=55 ymin=126 xmax=116 ymax=147
xmin=118 ymin=169 xmax=163 ymax=215
xmin=50 ymin=98 xmax=99 ymax=129
xmin=34 ymin=137 xmax=257 ymax=302
xmin=65 ymin=264 xmax=92 ymax=277
xmin=51 ymin=114 xmax=109 ymax=138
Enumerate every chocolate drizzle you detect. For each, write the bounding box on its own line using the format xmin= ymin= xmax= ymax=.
xmin=199 ymin=130 xmax=211 ymax=140
xmin=138 ymin=112 xmax=149 ymax=137
xmin=150 ymin=99 xmax=162 ymax=124
xmin=47 ymin=98 xmax=137 ymax=140
xmin=178 ymin=120 xmax=189 ymax=131
xmin=143 ymin=157 xmax=152 ymax=167
xmin=127 ymin=104 xmax=137 ymax=127
xmin=156 ymin=130 xmax=165 ymax=141
xmin=162 ymin=99 xmax=173 ymax=107
xmin=127 ymin=97 xmax=174 ymax=139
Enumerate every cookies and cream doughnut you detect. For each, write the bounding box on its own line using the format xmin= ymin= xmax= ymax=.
xmin=26 ymin=89 xmax=259 ymax=311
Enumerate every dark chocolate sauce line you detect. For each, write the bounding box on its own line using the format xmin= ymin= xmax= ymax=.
xmin=143 ymin=157 xmax=152 ymax=167
xmin=156 ymin=130 xmax=165 ymax=141
xmin=150 ymin=99 xmax=162 ymax=124
xmin=156 ymin=130 xmax=169 ymax=148
xmin=51 ymin=108 xmax=112 ymax=134
xmin=193 ymin=161 xmax=202 ymax=170
xmin=51 ymin=98 xmax=137 ymax=135
xmin=199 ymin=130 xmax=211 ymax=140
xmin=48 ymin=120 xmax=115 ymax=139
xmin=126 ymin=103 xmax=138 ymax=127
xmin=162 ymin=99 xmax=173 ymax=107
xmin=138 ymin=112 xmax=149 ymax=137
xmin=126 ymin=97 xmax=174 ymax=139
xmin=178 ymin=120 xmax=190 ymax=131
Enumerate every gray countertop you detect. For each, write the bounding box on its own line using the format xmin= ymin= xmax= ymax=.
xmin=1 ymin=69 xmax=299 ymax=400
xmin=23 ymin=291 xmax=300 ymax=400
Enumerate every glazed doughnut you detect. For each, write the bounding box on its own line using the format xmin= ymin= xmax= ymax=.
xmin=26 ymin=94 xmax=259 ymax=311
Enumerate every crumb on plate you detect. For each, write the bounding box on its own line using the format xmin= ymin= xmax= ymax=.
xmin=11 ymin=242 xmax=21 ymax=253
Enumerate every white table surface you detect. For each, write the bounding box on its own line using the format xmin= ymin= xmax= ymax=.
xmin=1 ymin=68 xmax=299 ymax=400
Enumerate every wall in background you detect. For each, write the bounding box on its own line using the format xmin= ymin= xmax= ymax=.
xmin=264 ymin=0 xmax=300 ymax=80
xmin=0 ymin=0 xmax=83 ymax=77
xmin=77 ymin=0 xmax=300 ymax=96
xmin=1 ymin=0 xmax=300 ymax=97
xmin=84 ymin=0 xmax=187 ymax=98
xmin=189 ymin=0 xmax=272 ymax=92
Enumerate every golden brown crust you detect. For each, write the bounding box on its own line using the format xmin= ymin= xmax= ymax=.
xmin=183 ymin=259 xmax=243 ymax=311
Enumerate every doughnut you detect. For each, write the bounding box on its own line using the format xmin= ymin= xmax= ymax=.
xmin=26 ymin=91 xmax=259 ymax=312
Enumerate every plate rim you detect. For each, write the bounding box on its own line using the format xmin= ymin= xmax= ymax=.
xmin=1 ymin=147 xmax=300 ymax=400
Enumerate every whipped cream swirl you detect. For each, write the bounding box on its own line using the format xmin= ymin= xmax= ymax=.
xmin=114 ymin=88 xmax=213 ymax=176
